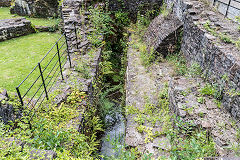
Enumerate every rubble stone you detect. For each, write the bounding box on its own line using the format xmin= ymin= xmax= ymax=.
xmin=169 ymin=77 xmax=239 ymax=156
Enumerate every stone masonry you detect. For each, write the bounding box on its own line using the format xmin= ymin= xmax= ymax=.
xmin=165 ymin=0 xmax=240 ymax=119
xmin=126 ymin=35 xmax=174 ymax=158
xmin=108 ymin=0 xmax=163 ymax=21
xmin=62 ymin=0 xmax=92 ymax=55
xmin=169 ymin=77 xmax=239 ymax=156
xmin=0 ymin=0 xmax=11 ymax=7
xmin=10 ymin=0 xmax=59 ymax=17
xmin=144 ymin=14 xmax=183 ymax=57
xmin=0 ymin=89 xmax=23 ymax=124
xmin=0 ymin=18 xmax=35 ymax=42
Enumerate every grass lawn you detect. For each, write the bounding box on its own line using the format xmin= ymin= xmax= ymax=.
xmin=0 ymin=32 xmax=64 ymax=97
xmin=0 ymin=7 xmax=60 ymax=27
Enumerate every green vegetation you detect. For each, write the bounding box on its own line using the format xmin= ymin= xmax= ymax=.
xmin=0 ymin=32 xmax=61 ymax=92
xmin=125 ymin=81 xmax=217 ymax=159
xmin=0 ymin=89 xmax=103 ymax=159
xmin=170 ymin=126 xmax=216 ymax=159
xmin=160 ymin=3 xmax=171 ymax=18
xmin=236 ymin=16 xmax=240 ymax=31
xmin=0 ymin=7 xmax=60 ymax=27
xmin=166 ymin=52 xmax=187 ymax=76
xmin=88 ymin=6 xmax=129 ymax=129
xmin=203 ymin=20 xmax=240 ymax=49
xmin=1 ymin=1 xmax=239 ymax=159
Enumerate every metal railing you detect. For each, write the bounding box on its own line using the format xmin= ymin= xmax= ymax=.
xmin=15 ymin=22 xmax=78 ymax=117
xmin=212 ymin=0 xmax=240 ymax=18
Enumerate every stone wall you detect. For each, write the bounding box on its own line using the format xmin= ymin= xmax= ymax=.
xmin=166 ymin=0 xmax=240 ymax=119
xmin=10 ymin=0 xmax=59 ymax=17
xmin=108 ymin=0 xmax=163 ymax=21
xmin=0 ymin=0 xmax=11 ymax=7
xmin=0 ymin=18 xmax=35 ymax=41
xmin=62 ymin=0 xmax=92 ymax=54
xmin=0 ymin=90 xmax=22 ymax=124
xmin=169 ymin=77 xmax=239 ymax=156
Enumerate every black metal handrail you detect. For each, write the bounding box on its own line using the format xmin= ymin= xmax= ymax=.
xmin=16 ymin=22 xmax=78 ymax=117
xmin=213 ymin=0 xmax=240 ymax=17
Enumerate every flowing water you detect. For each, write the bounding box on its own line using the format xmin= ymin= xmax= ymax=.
xmin=100 ymin=104 xmax=126 ymax=159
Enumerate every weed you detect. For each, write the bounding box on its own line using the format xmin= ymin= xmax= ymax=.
xmin=166 ymin=52 xmax=187 ymax=76
xmin=219 ymin=33 xmax=232 ymax=43
xmin=188 ymin=62 xmax=202 ymax=77
xmin=169 ymin=130 xmax=216 ymax=159
xmin=160 ymin=3 xmax=171 ymax=18
xmin=199 ymin=83 xmax=215 ymax=97
xmin=197 ymin=97 xmax=205 ymax=104
xmin=139 ymin=44 xmax=155 ymax=67
xmin=75 ymin=60 xmax=91 ymax=79
xmin=203 ymin=21 xmax=217 ymax=36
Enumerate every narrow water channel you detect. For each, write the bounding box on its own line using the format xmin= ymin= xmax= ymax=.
xmin=100 ymin=103 xmax=125 ymax=158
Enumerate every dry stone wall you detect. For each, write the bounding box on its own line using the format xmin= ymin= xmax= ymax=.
xmin=0 ymin=18 xmax=35 ymax=41
xmin=62 ymin=0 xmax=92 ymax=54
xmin=108 ymin=0 xmax=163 ymax=21
xmin=165 ymin=0 xmax=240 ymax=119
xmin=10 ymin=0 xmax=59 ymax=17
xmin=0 ymin=0 xmax=11 ymax=7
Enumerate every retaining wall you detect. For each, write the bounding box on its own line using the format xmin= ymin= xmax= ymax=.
xmin=0 ymin=18 xmax=35 ymax=41
xmin=166 ymin=0 xmax=240 ymax=119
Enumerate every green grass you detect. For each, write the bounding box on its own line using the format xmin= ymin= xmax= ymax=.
xmin=0 ymin=32 xmax=64 ymax=96
xmin=0 ymin=7 xmax=60 ymax=27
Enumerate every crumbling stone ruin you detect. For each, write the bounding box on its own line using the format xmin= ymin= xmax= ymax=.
xmin=0 ymin=0 xmax=11 ymax=7
xmin=0 ymin=0 xmax=240 ymax=158
xmin=167 ymin=0 xmax=240 ymax=119
xmin=10 ymin=0 xmax=59 ymax=17
xmin=139 ymin=0 xmax=240 ymax=156
xmin=0 ymin=18 xmax=35 ymax=41
xmin=108 ymin=0 xmax=162 ymax=21
xmin=144 ymin=14 xmax=183 ymax=57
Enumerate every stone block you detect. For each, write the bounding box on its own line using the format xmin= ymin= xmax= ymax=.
xmin=0 ymin=18 xmax=35 ymax=41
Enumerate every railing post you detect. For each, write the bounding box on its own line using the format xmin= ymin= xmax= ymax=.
xmin=74 ymin=22 xmax=79 ymax=50
xmin=16 ymin=87 xmax=24 ymax=106
xmin=38 ymin=62 xmax=49 ymax=100
xmin=64 ymin=32 xmax=72 ymax=68
xmin=56 ymin=42 xmax=64 ymax=80
xmin=225 ymin=0 xmax=231 ymax=17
